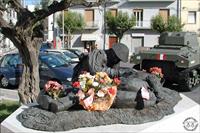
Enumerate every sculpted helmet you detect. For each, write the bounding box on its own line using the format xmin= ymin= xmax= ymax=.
xmin=112 ymin=43 xmax=129 ymax=62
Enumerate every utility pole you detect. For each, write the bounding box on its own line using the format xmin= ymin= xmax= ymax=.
xmin=53 ymin=12 xmax=56 ymax=49
xmin=62 ymin=10 xmax=65 ymax=48
xmin=103 ymin=1 xmax=106 ymax=50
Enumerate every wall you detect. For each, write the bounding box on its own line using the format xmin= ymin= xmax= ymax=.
xmin=181 ymin=0 xmax=200 ymax=36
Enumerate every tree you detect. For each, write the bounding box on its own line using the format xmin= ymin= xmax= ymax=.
xmin=167 ymin=15 xmax=184 ymax=32
xmin=0 ymin=0 xmax=102 ymax=104
xmin=57 ymin=11 xmax=85 ymax=48
xmin=151 ymin=15 xmax=166 ymax=33
xmin=151 ymin=15 xmax=184 ymax=33
xmin=106 ymin=11 xmax=135 ymax=42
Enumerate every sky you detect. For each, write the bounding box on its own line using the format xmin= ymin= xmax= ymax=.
xmin=23 ymin=0 xmax=41 ymax=6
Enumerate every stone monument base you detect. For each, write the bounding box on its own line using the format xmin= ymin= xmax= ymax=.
xmin=1 ymin=94 xmax=199 ymax=133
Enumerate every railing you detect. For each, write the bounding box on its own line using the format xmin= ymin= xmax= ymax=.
xmin=84 ymin=21 xmax=99 ymax=29
xmin=134 ymin=20 xmax=151 ymax=29
xmin=128 ymin=0 xmax=175 ymax=2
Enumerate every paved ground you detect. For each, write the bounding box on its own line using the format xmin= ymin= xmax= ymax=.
xmin=182 ymin=86 xmax=200 ymax=104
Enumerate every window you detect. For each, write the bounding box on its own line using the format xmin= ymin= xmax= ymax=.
xmin=133 ymin=9 xmax=143 ymax=27
xmin=110 ymin=9 xmax=117 ymax=17
xmin=1 ymin=54 xmax=21 ymax=67
xmin=159 ymin=9 xmax=169 ymax=23
xmin=188 ymin=11 xmax=196 ymax=24
xmin=84 ymin=9 xmax=94 ymax=27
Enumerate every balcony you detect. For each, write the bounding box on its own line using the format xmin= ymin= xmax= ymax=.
xmin=128 ymin=0 xmax=175 ymax=2
xmin=107 ymin=0 xmax=120 ymax=2
xmin=84 ymin=21 xmax=99 ymax=30
xmin=85 ymin=0 xmax=120 ymax=3
xmin=134 ymin=20 xmax=151 ymax=29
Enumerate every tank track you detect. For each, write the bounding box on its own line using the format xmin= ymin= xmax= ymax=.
xmin=178 ymin=64 xmax=200 ymax=91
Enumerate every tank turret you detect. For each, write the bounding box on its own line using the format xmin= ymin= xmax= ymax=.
xmin=132 ymin=32 xmax=200 ymax=91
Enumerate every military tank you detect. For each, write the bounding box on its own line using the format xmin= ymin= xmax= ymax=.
xmin=132 ymin=32 xmax=200 ymax=91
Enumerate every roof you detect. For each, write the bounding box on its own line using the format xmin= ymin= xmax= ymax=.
xmin=81 ymin=34 xmax=98 ymax=41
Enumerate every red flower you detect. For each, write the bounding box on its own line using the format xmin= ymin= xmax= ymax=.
xmin=72 ymin=81 xmax=80 ymax=88
xmin=113 ymin=77 xmax=121 ymax=86
xmin=108 ymin=87 xmax=117 ymax=96
xmin=149 ymin=67 xmax=163 ymax=78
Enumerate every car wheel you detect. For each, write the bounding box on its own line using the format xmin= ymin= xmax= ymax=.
xmin=0 ymin=76 xmax=9 ymax=88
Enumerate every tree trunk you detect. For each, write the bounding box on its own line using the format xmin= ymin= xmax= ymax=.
xmin=18 ymin=41 xmax=40 ymax=104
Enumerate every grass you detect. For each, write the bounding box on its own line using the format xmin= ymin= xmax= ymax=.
xmin=0 ymin=100 xmax=20 ymax=123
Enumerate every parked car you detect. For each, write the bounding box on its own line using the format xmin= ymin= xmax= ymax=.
xmin=44 ymin=49 xmax=79 ymax=62
xmin=40 ymin=42 xmax=53 ymax=52
xmin=0 ymin=52 xmax=74 ymax=88
xmin=66 ymin=49 xmax=83 ymax=58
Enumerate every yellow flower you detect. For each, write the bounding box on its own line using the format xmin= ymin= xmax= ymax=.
xmin=87 ymin=79 xmax=93 ymax=85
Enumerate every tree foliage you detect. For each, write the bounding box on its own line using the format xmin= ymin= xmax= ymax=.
xmin=57 ymin=11 xmax=85 ymax=47
xmin=57 ymin=11 xmax=85 ymax=33
xmin=106 ymin=11 xmax=136 ymax=42
xmin=167 ymin=15 xmax=184 ymax=32
xmin=151 ymin=15 xmax=184 ymax=33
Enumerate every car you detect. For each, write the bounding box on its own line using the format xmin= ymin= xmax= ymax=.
xmin=44 ymin=49 xmax=79 ymax=63
xmin=40 ymin=42 xmax=53 ymax=52
xmin=66 ymin=49 xmax=83 ymax=58
xmin=0 ymin=52 xmax=74 ymax=88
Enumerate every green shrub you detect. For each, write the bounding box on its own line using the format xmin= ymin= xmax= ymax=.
xmin=0 ymin=100 xmax=20 ymax=123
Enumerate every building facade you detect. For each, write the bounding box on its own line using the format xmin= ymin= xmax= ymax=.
xmin=0 ymin=8 xmax=17 ymax=54
xmin=180 ymin=0 xmax=200 ymax=39
xmin=56 ymin=0 xmax=179 ymax=54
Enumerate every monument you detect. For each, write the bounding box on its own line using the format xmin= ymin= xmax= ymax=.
xmin=16 ymin=71 xmax=182 ymax=131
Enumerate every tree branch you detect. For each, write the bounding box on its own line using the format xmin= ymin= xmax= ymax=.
xmin=8 ymin=0 xmax=26 ymax=15
xmin=0 ymin=15 xmax=11 ymax=29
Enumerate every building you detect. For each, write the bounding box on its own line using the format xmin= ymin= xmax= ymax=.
xmin=0 ymin=8 xmax=18 ymax=54
xmin=55 ymin=0 xmax=179 ymax=54
xmin=180 ymin=0 xmax=200 ymax=39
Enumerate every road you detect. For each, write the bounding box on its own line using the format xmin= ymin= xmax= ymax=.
xmin=0 ymin=85 xmax=199 ymax=104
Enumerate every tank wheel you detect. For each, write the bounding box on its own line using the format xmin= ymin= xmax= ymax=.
xmin=179 ymin=70 xmax=197 ymax=91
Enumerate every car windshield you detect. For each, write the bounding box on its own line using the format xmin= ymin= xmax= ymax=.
xmin=1 ymin=54 xmax=22 ymax=67
xmin=40 ymin=53 xmax=69 ymax=68
xmin=70 ymin=49 xmax=82 ymax=56
xmin=46 ymin=51 xmax=72 ymax=62
xmin=63 ymin=51 xmax=78 ymax=58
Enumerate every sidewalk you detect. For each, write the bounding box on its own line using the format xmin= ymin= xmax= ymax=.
xmin=0 ymin=88 xmax=19 ymax=101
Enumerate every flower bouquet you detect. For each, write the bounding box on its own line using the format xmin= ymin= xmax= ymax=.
xmin=149 ymin=67 xmax=165 ymax=85
xmin=149 ymin=67 xmax=164 ymax=79
xmin=73 ymin=72 xmax=120 ymax=111
xmin=44 ymin=80 xmax=64 ymax=100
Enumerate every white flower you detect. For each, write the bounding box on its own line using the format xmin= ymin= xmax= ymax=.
xmin=92 ymin=81 xmax=99 ymax=87
xmin=97 ymin=90 xmax=105 ymax=97
xmin=80 ymin=81 xmax=86 ymax=89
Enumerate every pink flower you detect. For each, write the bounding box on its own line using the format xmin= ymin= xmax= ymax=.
xmin=99 ymin=79 xmax=105 ymax=84
xmin=113 ymin=77 xmax=121 ymax=85
xmin=44 ymin=80 xmax=63 ymax=99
